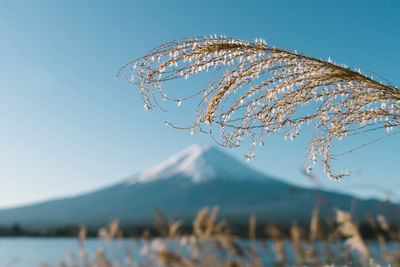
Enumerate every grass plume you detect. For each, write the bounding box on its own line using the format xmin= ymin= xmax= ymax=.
xmin=118 ymin=36 xmax=400 ymax=179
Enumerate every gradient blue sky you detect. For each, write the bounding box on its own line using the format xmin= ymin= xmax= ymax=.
xmin=0 ymin=0 xmax=399 ymax=208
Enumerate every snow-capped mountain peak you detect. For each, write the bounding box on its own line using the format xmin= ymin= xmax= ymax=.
xmin=126 ymin=144 xmax=267 ymax=185
xmin=1 ymin=144 xmax=398 ymax=228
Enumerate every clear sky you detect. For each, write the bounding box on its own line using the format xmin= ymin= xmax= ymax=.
xmin=0 ymin=0 xmax=399 ymax=208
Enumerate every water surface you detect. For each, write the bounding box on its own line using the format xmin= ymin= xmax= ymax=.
xmin=0 ymin=237 xmax=392 ymax=266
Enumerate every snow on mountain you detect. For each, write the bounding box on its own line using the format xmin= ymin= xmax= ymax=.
xmin=126 ymin=144 xmax=269 ymax=185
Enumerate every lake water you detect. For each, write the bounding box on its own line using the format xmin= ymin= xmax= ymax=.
xmin=0 ymin=237 xmax=393 ymax=266
xmin=0 ymin=237 xmax=132 ymax=266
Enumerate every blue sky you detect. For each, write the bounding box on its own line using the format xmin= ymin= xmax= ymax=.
xmin=0 ymin=0 xmax=399 ymax=208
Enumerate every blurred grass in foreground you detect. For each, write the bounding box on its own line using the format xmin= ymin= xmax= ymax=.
xmin=38 ymin=206 xmax=400 ymax=267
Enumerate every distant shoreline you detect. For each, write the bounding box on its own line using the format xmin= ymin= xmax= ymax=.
xmin=0 ymin=222 xmax=394 ymax=240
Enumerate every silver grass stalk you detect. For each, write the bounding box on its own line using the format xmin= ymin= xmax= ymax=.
xmin=336 ymin=209 xmax=370 ymax=259
xmin=118 ymin=36 xmax=400 ymax=179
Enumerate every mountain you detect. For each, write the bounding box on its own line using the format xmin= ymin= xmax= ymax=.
xmin=0 ymin=144 xmax=399 ymax=228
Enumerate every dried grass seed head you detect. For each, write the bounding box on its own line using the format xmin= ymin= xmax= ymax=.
xmin=119 ymin=36 xmax=400 ymax=179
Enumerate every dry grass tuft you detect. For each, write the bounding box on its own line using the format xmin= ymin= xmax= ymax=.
xmin=336 ymin=209 xmax=370 ymax=259
xmin=249 ymin=215 xmax=256 ymax=241
xmin=193 ymin=206 xmax=219 ymax=238
xmin=98 ymin=219 xmax=119 ymax=242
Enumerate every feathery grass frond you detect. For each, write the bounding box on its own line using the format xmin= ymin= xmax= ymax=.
xmin=118 ymin=36 xmax=400 ymax=179
xmin=336 ymin=209 xmax=370 ymax=258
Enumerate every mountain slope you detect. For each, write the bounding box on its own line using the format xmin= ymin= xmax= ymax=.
xmin=0 ymin=144 xmax=398 ymax=228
